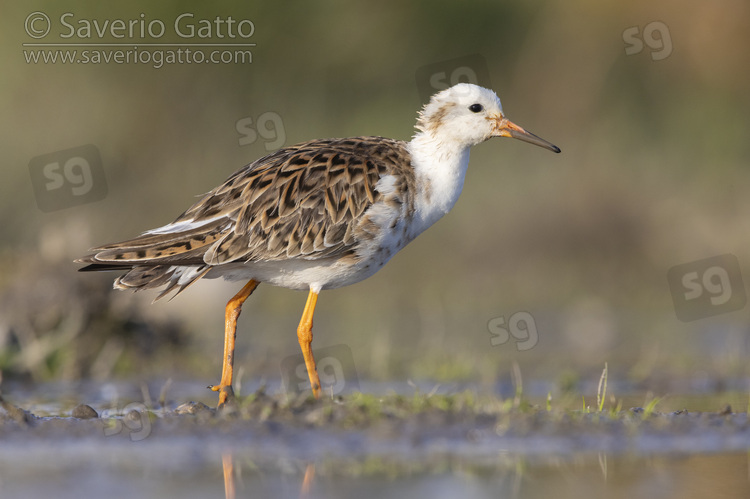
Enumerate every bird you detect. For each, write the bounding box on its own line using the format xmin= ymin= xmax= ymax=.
xmin=77 ymin=83 xmax=560 ymax=407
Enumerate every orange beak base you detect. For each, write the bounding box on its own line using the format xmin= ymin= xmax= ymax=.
xmin=493 ymin=118 xmax=561 ymax=153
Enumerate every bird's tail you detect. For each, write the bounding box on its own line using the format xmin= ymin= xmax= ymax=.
xmin=75 ymin=219 xmax=229 ymax=300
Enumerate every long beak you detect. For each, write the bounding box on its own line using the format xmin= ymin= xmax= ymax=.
xmin=493 ymin=117 xmax=561 ymax=153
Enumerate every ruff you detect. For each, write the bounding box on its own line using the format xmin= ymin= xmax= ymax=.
xmin=77 ymin=83 xmax=560 ymax=404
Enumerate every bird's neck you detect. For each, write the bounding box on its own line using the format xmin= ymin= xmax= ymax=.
xmin=406 ymin=132 xmax=471 ymax=236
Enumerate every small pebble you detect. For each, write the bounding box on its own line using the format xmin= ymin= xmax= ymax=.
xmin=718 ymin=404 xmax=732 ymax=416
xmin=1 ymin=396 xmax=35 ymax=425
xmin=175 ymin=401 xmax=212 ymax=415
xmin=125 ymin=409 xmax=144 ymax=423
xmin=72 ymin=404 xmax=99 ymax=419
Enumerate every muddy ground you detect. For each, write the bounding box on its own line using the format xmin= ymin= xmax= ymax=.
xmin=1 ymin=382 xmax=749 ymax=498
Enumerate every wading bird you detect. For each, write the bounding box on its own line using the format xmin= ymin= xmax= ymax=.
xmin=78 ymin=83 xmax=560 ymax=406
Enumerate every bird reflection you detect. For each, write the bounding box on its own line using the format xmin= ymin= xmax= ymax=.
xmin=220 ymin=452 xmax=316 ymax=498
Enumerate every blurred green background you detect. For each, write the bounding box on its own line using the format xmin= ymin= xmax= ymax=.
xmin=1 ymin=1 xmax=749 ymax=395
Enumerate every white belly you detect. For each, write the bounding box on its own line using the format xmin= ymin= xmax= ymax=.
xmin=204 ymin=253 xmax=388 ymax=292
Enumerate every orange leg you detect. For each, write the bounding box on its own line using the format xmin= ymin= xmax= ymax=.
xmin=297 ymin=290 xmax=322 ymax=398
xmin=210 ymin=279 xmax=259 ymax=407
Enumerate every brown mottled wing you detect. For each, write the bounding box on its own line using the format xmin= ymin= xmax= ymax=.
xmin=78 ymin=136 xmax=413 ymax=273
xmin=171 ymin=136 xmax=412 ymax=264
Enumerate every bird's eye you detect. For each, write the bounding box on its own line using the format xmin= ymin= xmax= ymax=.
xmin=469 ymin=104 xmax=484 ymax=113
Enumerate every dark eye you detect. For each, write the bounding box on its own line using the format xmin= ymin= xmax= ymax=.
xmin=469 ymin=103 xmax=484 ymax=113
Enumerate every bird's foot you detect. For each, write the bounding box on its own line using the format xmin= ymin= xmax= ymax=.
xmin=208 ymin=383 xmax=235 ymax=408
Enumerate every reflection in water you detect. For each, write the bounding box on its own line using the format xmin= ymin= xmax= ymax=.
xmin=0 ymin=448 xmax=748 ymax=498
xmin=300 ymin=463 xmax=315 ymax=497
xmin=220 ymin=452 xmax=316 ymax=499
xmin=207 ymin=453 xmax=750 ymax=498
xmin=222 ymin=452 xmax=235 ymax=499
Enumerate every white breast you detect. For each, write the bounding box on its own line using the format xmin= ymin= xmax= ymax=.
xmin=406 ymin=133 xmax=471 ymax=241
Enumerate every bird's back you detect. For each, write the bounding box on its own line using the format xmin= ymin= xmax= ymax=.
xmin=77 ymin=136 xmax=417 ymax=298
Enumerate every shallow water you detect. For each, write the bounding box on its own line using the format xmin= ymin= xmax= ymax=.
xmin=1 ymin=440 xmax=748 ymax=499
xmin=1 ymin=380 xmax=749 ymax=499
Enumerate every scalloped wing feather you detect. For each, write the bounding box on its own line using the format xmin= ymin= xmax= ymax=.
xmin=76 ymin=136 xmax=416 ymax=295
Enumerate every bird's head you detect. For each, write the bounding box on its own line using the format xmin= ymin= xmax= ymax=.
xmin=416 ymin=83 xmax=560 ymax=153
